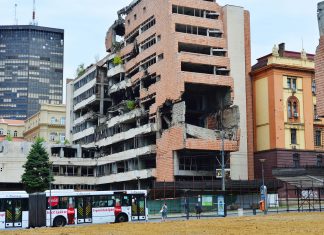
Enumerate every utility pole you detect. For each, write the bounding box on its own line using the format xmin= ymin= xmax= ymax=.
xmin=49 ymin=163 xmax=53 ymax=226
xmin=221 ymin=130 xmax=225 ymax=191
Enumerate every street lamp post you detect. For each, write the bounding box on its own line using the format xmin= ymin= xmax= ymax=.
xmin=136 ymin=176 xmax=141 ymax=190
xmin=49 ymin=163 xmax=53 ymax=226
xmin=221 ymin=130 xmax=225 ymax=191
xmin=259 ymin=159 xmax=267 ymax=215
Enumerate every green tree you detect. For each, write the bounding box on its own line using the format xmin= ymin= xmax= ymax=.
xmin=21 ymin=137 xmax=53 ymax=193
xmin=5 ymin=134 xmax=13 ymax=141
xmin=76 ymin=63 xmax=86 ymax=77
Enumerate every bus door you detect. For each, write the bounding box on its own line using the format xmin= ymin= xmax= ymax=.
xmin=131 ymin=194 xmax=146 ymax=221
xmin=76 ymin=196 xmax=92 ymax=224
xmin=4 ymin=199 xmax=23 ymax=228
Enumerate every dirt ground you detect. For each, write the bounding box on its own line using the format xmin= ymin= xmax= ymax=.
xmin=2 ymin=213 xmax=324 ymax=235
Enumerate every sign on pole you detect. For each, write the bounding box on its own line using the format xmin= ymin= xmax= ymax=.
xmin=217 ymin=195 xmax=225 ymax=217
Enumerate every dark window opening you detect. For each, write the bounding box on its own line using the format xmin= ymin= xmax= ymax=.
xmin=141 ymin=16 xmax=156 ymax=33
xmin=181 ymin=62 xmax=213 ymax=74
xmin=125 ymin=30 xmax=140 ymax=45
xmin=293 ymin=153 xmax=300 ymax=168
xmin=317 ymin=155 xmax=323 ymax=167
xmin=291 ymin=128 xmax=297 ymax=145
xmin=182 ymin=84 xmax=231 ymax=128
xmin=142 ymin=97 xmax=156 ymax=111
xmin=141 ymin=73 xmax=159 ymax=89
xmin=315 ymin=130 xmax=322 ymax=147
xmin=172 ymin=5 xmax=219 ymax=19
xmin=140 ymin=35 xmax=157 ymax=51
xmin=179 ymin=42 xmax=210 ymax=54
xmin=175 ymin=24 xmax=221 ymax=38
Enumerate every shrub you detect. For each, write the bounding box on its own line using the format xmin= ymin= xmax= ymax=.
xmin=126 ymin=100 xmax=136 ymax=110
xmin=113 ymin=56 xmax=123 ymax=65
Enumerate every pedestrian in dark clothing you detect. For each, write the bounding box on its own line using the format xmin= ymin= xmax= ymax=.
xmin=161 ymin=203 xmax=168 ymax=222
xmin=185 ymin=198 xmax=190 ymax=220
xmin=195 ymin=203 xmax=202 ymax=219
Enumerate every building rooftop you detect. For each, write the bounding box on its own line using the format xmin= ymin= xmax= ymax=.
xmin=0 ymin=118 xmax=25 ymax=126
xmin=252 ymin=43 xmax=315 ymax=72
xmin=0 ymin=25 xmax=64 ymax=33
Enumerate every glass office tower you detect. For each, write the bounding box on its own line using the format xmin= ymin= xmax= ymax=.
xmin=0 ymin=25 xmax=64 ymax=119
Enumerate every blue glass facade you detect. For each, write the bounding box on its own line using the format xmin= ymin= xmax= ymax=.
xmin=0 ymin=25 xmax=64 ymax=119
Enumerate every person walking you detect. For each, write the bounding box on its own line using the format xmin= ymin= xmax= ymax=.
xmin=184 ymin=198 xmax=190 ymax=220
xmin=195 ymin=203 xmax=202 ymax=219
xmin=161 ymin=203 xmax=168 ymax=222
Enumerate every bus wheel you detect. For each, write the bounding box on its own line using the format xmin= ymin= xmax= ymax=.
xmin=53 ymin=216 xmax=67 ymax=227
xmin=116 ymin=213 xmax=128 ymax=223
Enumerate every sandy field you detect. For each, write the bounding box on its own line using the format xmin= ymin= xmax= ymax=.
xmin=1 ymin=213 xmax=324 ymax=235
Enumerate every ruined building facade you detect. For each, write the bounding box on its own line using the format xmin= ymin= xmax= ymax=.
xmin=65 ymin=0 xmax=252 ymax=191
xmin=316 ymin=1 xmax=324 ymax=117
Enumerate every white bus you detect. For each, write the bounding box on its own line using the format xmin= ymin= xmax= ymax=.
xmin=0 ymin=191 xmax=29 ymax=229
xmin=0 ymin=190 xmax=147 ymax=228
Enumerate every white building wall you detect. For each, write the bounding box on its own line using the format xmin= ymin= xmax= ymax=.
xmin=65 ymin=81 xmax=74 ymax=143
xmin=0 ymin=141 xmax=32 ymax=183
xmin=223 ymin=5 xmax=248 ymax=180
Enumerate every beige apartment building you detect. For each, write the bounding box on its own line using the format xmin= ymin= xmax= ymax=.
xmin=24 ymin=104 xmax=66 ymax=144
xmin=0 ymin=118 xmax=25 ymax=141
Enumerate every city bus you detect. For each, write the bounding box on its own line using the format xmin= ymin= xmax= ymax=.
xmin=0 ymin=191 xmax=29 ymax=229
xmin=0 ymin=190 xmax=147 ymax=229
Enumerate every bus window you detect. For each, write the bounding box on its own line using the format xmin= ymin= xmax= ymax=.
xmin=59 ymin=197 xmax=69 ymax=209
xmin=93 ymin=195 xmax=108 ymax=208
xmin=68 ymin=197 xmax=75 ymax=209
xmin=114 ymin=196 xmax=121 ymax=207
xmin=76 ymin=197 xmax=83 ymax=208
xmin=48 ymin=196 xmax=71 ymax=209
xmin=107 ymin=198 xmax=115 ymax=207
xmin=122 ymin=195 xmax=131 ymax=207
xmin=0 ymin=199 xmax=3 ymax=211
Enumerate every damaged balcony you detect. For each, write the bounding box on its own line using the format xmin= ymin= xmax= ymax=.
xmin=73 ymin=86 xmax=104 ymax=111
xmin=174 ymin=150 xmax=230 ymax=179
xmin=51 ymin=145 xmax=81 ymax=158
xmin=181 ymin=62 xmax=230 ymax=76
xmin=179 ymin=42 xmax=227 ymax=57
xmin=158 ymin=83 xmax=239 ymax=151
xmin=99 ymin=144 xmax=156 ymax=164
xmin=96 ymin=123 xmax=157 ymax=148
xmin=107 ymin=57 xmax=125 ymax=78
xmin=108 ymin=74 xmax=131 ymax=95
xmin=175 ymin=24 xmax=223 ymax=38
xmin=183 ymin=83 xmax=233 ymax=129
xmin=97 ymin=169 xmax=156 ymax=185
xmin=99 ymin=133 xmax=156 ymax=155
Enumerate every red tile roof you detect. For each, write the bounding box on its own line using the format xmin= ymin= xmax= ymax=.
xmin=0 ymin=118 xmax=25 ymax=126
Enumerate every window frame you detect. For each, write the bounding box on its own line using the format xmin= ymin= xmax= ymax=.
xmin=291 ymin=128 xmax=297 ymax=145
xmin=315 ymin=130 xmax=322 ymax=147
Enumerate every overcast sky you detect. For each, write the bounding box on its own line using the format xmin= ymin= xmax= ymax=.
xmin=0 ymin=0 xmax=321 ymax=82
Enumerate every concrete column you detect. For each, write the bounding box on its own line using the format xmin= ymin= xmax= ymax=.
xmin=223 ymin=5 xmax=249 ymax=180
xmin=60 ymin=147 xmax=64 ymax=158
xmin=173 ymin=151 xmax=179 ymax=175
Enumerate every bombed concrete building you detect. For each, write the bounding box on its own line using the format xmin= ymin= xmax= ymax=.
xmin=66 ymin=0 xmax=253 ymax=192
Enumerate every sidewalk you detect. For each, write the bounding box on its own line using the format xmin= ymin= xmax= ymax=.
xmin=147 ymin=208 xmax=290 ymax=220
